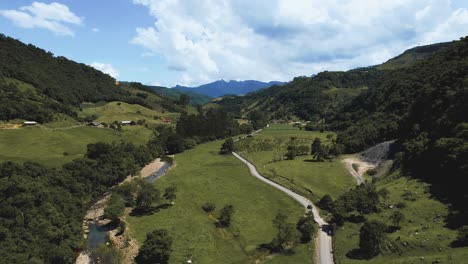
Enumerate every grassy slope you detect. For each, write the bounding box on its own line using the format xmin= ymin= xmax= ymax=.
xmin=333 ymin=175 xmax=468 ymax=264
xmin=0 ymin=126 xmax=153 ymax=167
xmin=0 ymin=127 xmax=116 ymax=167
xmin=238 ymin=124 xmax=355 ymax=202
xmin=79 ymin=101 xmax=175 ymax=124
xmin=126 ymin=140 xmax=313 ymax=264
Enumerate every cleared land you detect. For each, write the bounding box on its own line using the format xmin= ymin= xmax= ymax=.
xmin=126 ymin=140 xmax=313 ymax=264
xmin=333 ymin=175 xmax=468 ymax=264
xmin=79 ymin=101 xmax=179 ymax=125
xmin=236 ymin=124 xmax=355 ymax=202
xmin=0 ymin=126 xmax=153 ymax=167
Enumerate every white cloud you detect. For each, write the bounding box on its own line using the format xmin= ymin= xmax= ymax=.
xmin=92 ymin=28 xmax=99 ymax=32
xmin=131 ymin=0 xmax=468 ymax=86
xmin=90 ymin=62 xmax=120 ymax=79
xmin=0 ymin=2 xmax=82 ymax=36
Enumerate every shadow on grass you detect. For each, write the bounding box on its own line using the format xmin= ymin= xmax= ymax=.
xmin=346 ymin=248 xmax=373 ymax=260
xmin=303 ymin=159 xmax=322 ymax=163
xmin=129 ymin=203 xmax=171 ymax=216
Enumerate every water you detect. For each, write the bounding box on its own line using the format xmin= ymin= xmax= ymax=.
xmin=85 ymin=161 xmax=172 ymax=250
xmin=146 ymin=161 xmax=172 ymax=183
xmin=87 ymin=221 xmax=112 ymax=250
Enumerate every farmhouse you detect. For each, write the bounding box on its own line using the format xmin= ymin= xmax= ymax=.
xmin=23 ymin=121 xmax=37 ymax=126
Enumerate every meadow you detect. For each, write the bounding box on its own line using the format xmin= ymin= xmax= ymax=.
xmin=236 ymin=124 xmax=355 ymax=202
xmin=333 ymin=174 xmax=468 ymax=264
xmin=0 ymin=126 xmax=153 ymax=167
xmin=126 ymin=140 xmax=314 ymax=264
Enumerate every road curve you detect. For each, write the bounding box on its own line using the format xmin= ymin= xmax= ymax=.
xmin=232 ymin=152 xmax=334 ymax=264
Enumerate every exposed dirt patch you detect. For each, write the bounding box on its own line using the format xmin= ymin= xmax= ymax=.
xmin=342 ymin=157 xmax=376 ymax=185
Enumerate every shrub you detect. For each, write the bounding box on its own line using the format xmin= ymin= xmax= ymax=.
xmin=202 ymin=203 xmax=216 ymax=213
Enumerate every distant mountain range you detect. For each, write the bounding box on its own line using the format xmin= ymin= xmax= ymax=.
xmin=173 ymin=79 xmax=285 ymax=97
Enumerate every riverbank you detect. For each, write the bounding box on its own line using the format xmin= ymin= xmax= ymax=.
xmin=76 ymin=158 xmax=168 ymax=264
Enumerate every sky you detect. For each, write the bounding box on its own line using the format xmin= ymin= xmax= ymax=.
xmin=1 ymin=1 xmax=467 ymax=87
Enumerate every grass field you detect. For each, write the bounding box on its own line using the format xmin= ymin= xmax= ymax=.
xmin=236 ymin=124 xmax=355 ymax=202
xmin=333 ymin=175 xmax=468 ymax=264
xmin=0 ymin=126 xmax=153 ymax=167
xmin=126 ymin=140 xmax=314 ymax=264
xmin=79 ymin=101 xmax=177 ymax=125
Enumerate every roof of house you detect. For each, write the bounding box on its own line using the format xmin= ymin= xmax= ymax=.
xmin=23 ymin=121 xmax=37 ymax=124
xmin=121 ymin=121 xmax=132 ymax=124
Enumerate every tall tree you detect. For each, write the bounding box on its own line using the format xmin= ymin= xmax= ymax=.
xmin=136 ymin=229 xmax=173 ymax=264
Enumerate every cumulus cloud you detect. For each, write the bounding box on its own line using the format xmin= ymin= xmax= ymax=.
xmin=90 ymin=62 xmax=120 ymax=79
xmin=131 ymin=0 xmax=468 ymax=86
xmin=0 ymin=2 xmax=82 ymax=36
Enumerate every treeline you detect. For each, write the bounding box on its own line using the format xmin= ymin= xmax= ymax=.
xmin=176 ymin=108 xmax=251 ymax=143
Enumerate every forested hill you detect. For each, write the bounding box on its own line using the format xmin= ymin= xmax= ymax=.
xmin=332 ymin=37 xmax=468 ymax=220
xmin=214 ymin=41 xmax=452 ymax=121
xmin=0 ymin=34 xmax=182 ymax=123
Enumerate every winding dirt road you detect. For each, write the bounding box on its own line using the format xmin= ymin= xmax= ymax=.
xmin=232 ymin=152 xmax=334 ymax=264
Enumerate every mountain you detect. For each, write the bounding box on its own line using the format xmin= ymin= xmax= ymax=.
xmin=0 ymin=34 xmax=184 ymax=123
xmin=148 ymin=85 xmax=213 ymax=105
xmin=173 ymin=79 xmax=285 ymax=97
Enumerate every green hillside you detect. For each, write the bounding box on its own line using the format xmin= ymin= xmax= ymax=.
xmin=377 ymin=42 xmax=451 ymax=70
xmin=0 ymin=34 xmax=185 ymax=123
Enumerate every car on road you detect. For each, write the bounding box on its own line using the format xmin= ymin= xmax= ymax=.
xmin=307 ymin=204 xmax=312 ymax=209
xmin=247 ymin=133 xmax=253 ymax=137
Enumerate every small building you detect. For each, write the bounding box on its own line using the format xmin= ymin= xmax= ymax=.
xmin=89 ymin=122 xmax=100 ymax=127
xmin=121 ymin=121 xmax=132 ymax=125
xmin=23 ymin=121 xmax=37 ymax=126
xmin=163 ymin=118 xmax=171 ymax=123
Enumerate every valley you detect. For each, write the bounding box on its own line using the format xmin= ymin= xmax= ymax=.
xmin=0 ymin=12 xmax=467 ymax=264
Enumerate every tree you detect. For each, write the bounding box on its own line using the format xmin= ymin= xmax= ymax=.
xmin=201 ymin=203 xmax=216 ymax=213
xmin=270 ymin=212 xmax=299 ymax=252
xmin=453 ymin=225 xmax=468 ymax=247
xmin=163 ymin=185 xmax=177 ymax=204
xmin=136 ymin=229 xmax=173 ymax=264
xmin=219 ymin=138 xmax=234 ymax=154
xmin=296 ymin=211 xmax=316 ymax=243
xmin=248 ymin=110 xmax=268 ymax=129
xmin=390 ymin=211 xmax=405 ymax=228
xmin=311 ymin=137 xmax=328 ymax=161
xmin=217 ymin=204 xmax=234 ymax=227
xmin=136 ymin=183 xmax=160 ymax=212
xmin=359 ymin=220 xmax=387 ymax=258
xmin=318 ymin=194 xmax=334 ymax=210
xmin=104 ymin=194 xmax=125 ymax=221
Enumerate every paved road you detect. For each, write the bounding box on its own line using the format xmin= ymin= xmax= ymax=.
xmin=232 ymin=152 xmax=334 ymax=264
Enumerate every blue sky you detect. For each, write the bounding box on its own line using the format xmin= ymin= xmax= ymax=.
xmin=1 ymin=1 xmax=468 ymax=87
